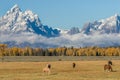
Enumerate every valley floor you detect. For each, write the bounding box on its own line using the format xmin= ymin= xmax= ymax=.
xmin=0 ymin=60 xmax=120 ymax=80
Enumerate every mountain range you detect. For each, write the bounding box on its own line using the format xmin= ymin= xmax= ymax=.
xmin=0 ymin=4 xmax=120 ymax=48
xmin=81 ymin=14 xmax=120 ymax=34
xmin=0 ymin=4 xmax=60 ymax=37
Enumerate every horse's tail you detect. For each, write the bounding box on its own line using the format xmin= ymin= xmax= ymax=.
xmin=104 ymin=64 xmax=107 ymax=71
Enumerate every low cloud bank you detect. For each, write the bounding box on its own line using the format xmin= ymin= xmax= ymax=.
xmin=0 ymin=32 xmax=120 ymax=48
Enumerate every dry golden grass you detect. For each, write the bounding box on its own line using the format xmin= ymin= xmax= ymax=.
xmin=0 ymin=60 xmax=120 ymax=80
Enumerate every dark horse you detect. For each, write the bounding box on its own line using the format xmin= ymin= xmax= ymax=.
xmin=104 ymin=64 xmax=113 ymax=72
xmin=72 ymin=62 xmax=76 ymax=68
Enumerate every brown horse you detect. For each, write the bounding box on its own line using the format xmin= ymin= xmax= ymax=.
xmin=72 ymin=62 xmax=76 ymax=68
xmin=104 ymin=64 xmax=113 ymax=72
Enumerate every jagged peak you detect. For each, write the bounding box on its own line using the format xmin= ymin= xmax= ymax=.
xmin=24 ymin=10 xmax=34 ymax=15
xmin=98 ymin=14 xmax=120 ymax=23
xmin=6 ymin=4 xmax=21 ymax=14
xmin=109 ymin=14 xmax=120 ymax=20
xmin=109 ymin=13 xmax=120 ymax=19
xmin=24 ymin=10 xmax=39 ymax=18
xmin=11 ymin=4 xmax=21 ymax=12
xmin=24 ymin=10 xmax=41 ymax=25
xmin=114 ymin=14 xmax=120 ymax=21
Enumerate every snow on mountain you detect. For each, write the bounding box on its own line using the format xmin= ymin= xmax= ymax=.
xmin=81 ymin=14 xmax=120 ymax=34
xmin=0 ymin=4 xmax=60 ymax=37
xmin=1 ymin=4 xmax=120 ymax=48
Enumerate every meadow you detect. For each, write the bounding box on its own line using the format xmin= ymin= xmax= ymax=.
xmin=0 ymin=57 xmax=120 ymax=80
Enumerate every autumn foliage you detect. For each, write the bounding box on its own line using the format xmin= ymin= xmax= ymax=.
xmin=0 ymin=44 xmax=120 ymax=56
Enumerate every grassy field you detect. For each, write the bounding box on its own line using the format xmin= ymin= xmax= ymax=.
xmin=0 ymin=60 xmax=120 ymax=80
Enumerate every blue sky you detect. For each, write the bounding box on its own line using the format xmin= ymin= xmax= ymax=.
xmin=0 ymin=0 xmax=120 ymax=29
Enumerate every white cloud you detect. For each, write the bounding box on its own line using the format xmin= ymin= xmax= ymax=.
xmin=0 ymin=32 xmax=120 ymax=48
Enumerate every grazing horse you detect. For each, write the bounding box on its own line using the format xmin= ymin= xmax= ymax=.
xmin=104 ymin=64 xmax=113 ymax=72
xmin=72 ymin=62 xmax=76 ymax=68
xmin=43 ymin=64 xmax=51 ymax=75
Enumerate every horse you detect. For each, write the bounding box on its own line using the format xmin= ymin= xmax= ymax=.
xmin=43 ymin=64 xmax=51 ymax=75
xmin=72 ymin=62 xmax=76 ymax=68
xmin=104 ymin=64 xmax=113 ymax=72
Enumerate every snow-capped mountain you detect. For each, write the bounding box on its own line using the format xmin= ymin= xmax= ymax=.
xmin=81 ymin=14 xmax=120 ymax=34
xmin=1 ymin=4 xmax=120 ymax=48
xmin=0 ymin=4 xmax=60 ymax=37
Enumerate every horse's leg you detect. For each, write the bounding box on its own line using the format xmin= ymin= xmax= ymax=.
xmin=48 ymin=69 xmax=51 ymax=75
xmin=104 ymin=65 xmax=107 ymax=72
xmin=110 ymin=66 xmax=113 ymax=72
xmin=43 ymin=71 xmax=45 ymax=75
xmin=108 ymin=69 xmax=110 ymax=72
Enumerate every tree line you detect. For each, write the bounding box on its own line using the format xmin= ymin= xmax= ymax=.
xmin=0 ymin=44 xmax=120 ymax=56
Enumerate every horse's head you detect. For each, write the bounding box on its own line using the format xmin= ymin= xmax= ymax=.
xmin=108 ymin=61 xmax=112 ymax=65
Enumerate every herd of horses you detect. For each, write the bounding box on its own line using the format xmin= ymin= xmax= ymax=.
xmin=43 ymin=60 xmax=113 ymax=75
